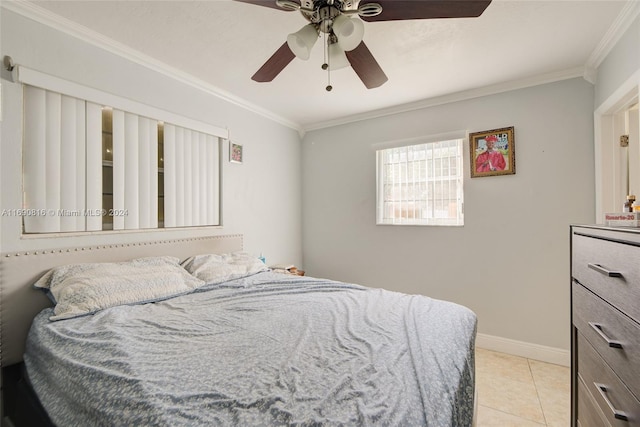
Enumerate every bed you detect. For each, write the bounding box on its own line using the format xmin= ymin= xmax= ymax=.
xmin=1 ymin=235 xmax=477 ymax=426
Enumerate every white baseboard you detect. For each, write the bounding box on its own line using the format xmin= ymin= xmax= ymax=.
xmin=476 ymin=333 xmax=570 ymax=367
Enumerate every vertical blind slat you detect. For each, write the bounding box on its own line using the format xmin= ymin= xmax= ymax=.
xmin=86 ymin=102 xmax=102 ymax=231
xmin=45 ymin=91 xmax=61 ymax=232
xmin=192 ymin=131 xmax=200 ymax=226
xmin=124 ymin=112 xmax=139 ymax=230
xmin=200 ymin=134 xmax=208 ymax=226
xmin=112 ymin=109 xmax=125 ymax=230
xmin=150 ymin=120 xmax=159 ymax=229
xmin=23 ymin=86 xmax=48 ymax=232
xmin=138 ymin=117 xmax=151 ymax=229
xmin=164 ymin=124 xmax=176 ymax=228
xmin=184 ymin=130 xmax=193 ymax=226
xmin=205 ymin=136 xmax=213 ymax=225
xmin=60 ymin=96 xmax=77 ymax=232
xmin=176 ymin=127 xmax=185 ymax=227
xmin=210 ymin=136 xmax=220 ymax=225
xmin=74 ymin=98 xmax=87 ymax=231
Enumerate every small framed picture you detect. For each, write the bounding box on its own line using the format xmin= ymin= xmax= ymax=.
xmin=230 ymin=142 xmax=243 ymax=164
xmin=470 ymin=126 xmax=515 ymax=178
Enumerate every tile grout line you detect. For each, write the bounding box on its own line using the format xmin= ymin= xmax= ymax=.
xmin=478 ymin=405 xmax=547 ymax=426
xmin=475 ymin=348 xmax=549 ymax=425
xmin=527 ymin=358 xmax=549 ymax=426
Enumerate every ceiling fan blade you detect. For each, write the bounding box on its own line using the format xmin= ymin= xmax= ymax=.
xmin=345 ymin=42 xmax=388 ymax=89
xmin=233 ymin=0 xmax=297 ymax=11
xmin=251 ymin=42 xmax=296 ymax=82
xmin=360 ymin=0 xmax=492 ymax=22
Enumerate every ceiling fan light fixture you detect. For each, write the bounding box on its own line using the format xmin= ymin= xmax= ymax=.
xmin=327 ymin=43 xmax=350 ymax=70
xmin=332 ymin=15 xmax=364 ymax=52
xmin=287 ymin=24 xmax=319 ymax=60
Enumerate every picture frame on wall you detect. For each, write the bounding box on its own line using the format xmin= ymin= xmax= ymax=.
xmin=469 ymin=126 xmax=515 ymax=178
xmin=230 ymin=142 xmax=243 ymax=164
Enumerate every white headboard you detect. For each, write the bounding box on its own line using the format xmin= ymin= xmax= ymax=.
xmin=0 ymin=234 xmax=243 ymax=366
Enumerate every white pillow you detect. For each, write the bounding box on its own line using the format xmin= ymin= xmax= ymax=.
xmin=182 ymin=252 xmax=268 ymax=284
xmin=34 ymin=256 xmax=205 ymax=321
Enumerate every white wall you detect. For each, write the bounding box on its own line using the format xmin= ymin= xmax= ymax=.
xmin=0 ymin=9 xmax=302 ymax=267
xmin=302 ymin=78 xmax=595 ymax=353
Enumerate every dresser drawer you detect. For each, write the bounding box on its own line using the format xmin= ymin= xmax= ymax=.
xmin=572 ymin=233 xmax=640 ymax=323
xmin=573 ymin=282 xmax=640 ymax=400
xmin=578 ymin=332 xmax=640 ymax=426
xmin=578 ymin=374 xmax=612 ymax=427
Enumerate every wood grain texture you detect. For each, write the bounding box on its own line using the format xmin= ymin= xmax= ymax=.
xmin=360 ymin=0 xmax=492 ymax=22
xmin=345 ymin=41 xmax=388 ymax=89
xmin=251 ymin=42 xmax=296 ymax=82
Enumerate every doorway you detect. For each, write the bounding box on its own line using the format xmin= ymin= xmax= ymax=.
xmin=595 ymin=82 xmax=640 ymax=221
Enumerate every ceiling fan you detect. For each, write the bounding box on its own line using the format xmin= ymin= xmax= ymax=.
xmin=235 ymin=0 xmax=492 ymax=91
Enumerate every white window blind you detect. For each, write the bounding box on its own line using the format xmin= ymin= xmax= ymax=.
xmin=86 ymin=102 xmax=103 ymax=231
xmin=376 ymin=138 xmax=464 ymax=226
xmin=111 ymin=110 xmax=159 ymax=230
xmin=23 ymin=86 xmax=88 ymax=233
xmin=22 ymin=76 xmax=223 ymax=234
xmin=164 ymin=124 xmax=220 ymax=227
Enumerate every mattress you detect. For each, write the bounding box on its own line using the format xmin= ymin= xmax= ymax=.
xmin=25 ymin=271 xmax=477 ymax=426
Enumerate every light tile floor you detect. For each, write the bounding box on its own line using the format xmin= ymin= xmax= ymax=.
xmin=475 ymin=348 xmax=571 ymax=427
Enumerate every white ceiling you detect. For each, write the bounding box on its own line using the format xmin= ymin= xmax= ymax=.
xmin=27 ymin=0 xmax=634 ymax=131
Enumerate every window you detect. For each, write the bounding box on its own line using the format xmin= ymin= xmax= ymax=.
xmin=376 ymin=138 xmax=464 ymax=226
xmin=21 ymin=79 xmax=222 ymax=234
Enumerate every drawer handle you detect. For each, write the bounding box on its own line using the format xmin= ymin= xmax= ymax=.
xmin=594 ymin=383 xmax=629 ymax=421
xmin=588 ymin=263 xmax=623 ymax=277
xmin=589 ymin=322 xmax=623 ymax=349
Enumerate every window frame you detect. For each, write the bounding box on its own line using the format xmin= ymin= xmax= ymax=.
xmin=19 ymin=67 xmax=226 ymax=235
xmin=375 ymin=132 xmax=466 ymax=227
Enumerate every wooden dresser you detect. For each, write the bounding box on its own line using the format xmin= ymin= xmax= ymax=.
xmin=571 ymin=225 xmax=640 ymax=426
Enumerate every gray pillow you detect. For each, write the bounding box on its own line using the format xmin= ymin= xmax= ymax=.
xmin=182 ymin=252 xmax=268 ymax=284
xmin=34 ymin=256 xmax=205 ymax=321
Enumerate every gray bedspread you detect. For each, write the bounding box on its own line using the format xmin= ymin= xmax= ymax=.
xmin=25 ymin=272 xmax=477 ymax=426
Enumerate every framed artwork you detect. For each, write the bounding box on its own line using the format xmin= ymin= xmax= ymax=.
xmin=230 ymin=142 xmax=243 ymax=164
xmin=470 ymin=126 xmax=515 ymax=178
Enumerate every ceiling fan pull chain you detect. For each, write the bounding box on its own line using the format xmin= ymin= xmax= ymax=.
xmin=318 ymin=31 xmax=332 ymax=91
xmin=323 ymin=30 xmax=327 ymax=67
xmin=325 ymin=34 xmax=333 ymax=91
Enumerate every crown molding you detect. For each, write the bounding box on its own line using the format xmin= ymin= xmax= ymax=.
xmin=303 ymin=66 xmax=586 ymax=132
xmin=2 ymin=0 xmax=303 ymax=133
xmin=586 ymin=0 xmax=640 ymax=70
